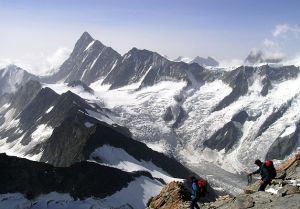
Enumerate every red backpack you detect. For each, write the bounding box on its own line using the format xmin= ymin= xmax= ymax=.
xmin=265 ymin=160 xmax=277 ymax=179
xmin=197 ymin=179 xmax=207 ymax=197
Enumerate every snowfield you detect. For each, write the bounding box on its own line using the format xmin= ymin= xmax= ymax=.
xmin=90 ymin=145 xmax=182 ymax=183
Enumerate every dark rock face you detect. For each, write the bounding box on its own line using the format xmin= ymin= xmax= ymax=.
xmin=172 ymin=107 xmax=188 ymax=129
xmin=212 ymin=65 xmax=299 ymax=112
xmin=18 ymin=87 xmax=59 ymax=130
xmin=259 ymin=65 xmax=299 ymax=96
xmin=204 ymin=111 xmax=248 ymax=152
xmin=244 ymin=50 xmax=283 ymax=65
xmin=256 ymin=101 xmax=292 ymax=139
xmin=0 ymin=153 xmax=149 ymax=200
xmin=0 ymin=65 xmax=38 ymax=96
xmin=0 ymin=93 xmax=13 ymax=107
xmin=41 ymin=32 xmax=121 ymax=85
xmin=42 ymin=33 xmax=211 ymax=89
xmin=266 ymin=122 xmax=300 ymax=160
xmin=1 ymin=86 xmax=53 ymax=146
xmin=260 ymin=76 xmax=271 ymax=96
xmin=163 ymin=107 xmax=174 ymax=122
xmin=41 ymin=90 xmax=93 ymax=128
xmin=102 ymin=48 xmax=199 ymax=90
xmin=191 ymin=56 xmax=219 ymax=67
xmin=40 ymin=112 xmax=96 ymax=166
xmin=232 ymin=110 xmax=249 ymax=124
xmin=204 ymin=121 xmax=241 ymax=152
xmin=213 ymin=67 xmax=252 ymax=112
xmin=259 ymin=65 xmax=299 ymax=82
xmin=0 ymin=81 xmax=43 ymax=144
xmin=0 ymin=80 xmax=116 ymax=161
xmin=9 ymin=80 xmax=42 ymax=115
xmin=244 ymin=50 xmax=265 ymax=65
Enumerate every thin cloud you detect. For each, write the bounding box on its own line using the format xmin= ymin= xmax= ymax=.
xmin=263 ymin=39 xmax=278 ymax=48
xmin=45 ymin=47 xmax=71 ymax=74
xmin=0 ymin=47 xmax=71 ymax=76
xmin=282 ymin=53 xmax=300 ymax=66
xmin=273 ymin=24 xmax=290 ymax=37
xmin=273 ymin=24 xmax=300 ymax=37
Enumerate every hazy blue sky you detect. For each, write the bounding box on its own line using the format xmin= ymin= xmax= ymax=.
xmin=0 ymin=0 xmax=300 ymax=74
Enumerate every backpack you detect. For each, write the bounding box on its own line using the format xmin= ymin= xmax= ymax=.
xmin=265 ymin=160 xmax=277 ymax=179
xmin=197 ymin=179 xmax=207 ymax=197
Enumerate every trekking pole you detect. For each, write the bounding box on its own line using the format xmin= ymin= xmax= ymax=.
xmin=247 ymin=175 xmax=252 ymax=185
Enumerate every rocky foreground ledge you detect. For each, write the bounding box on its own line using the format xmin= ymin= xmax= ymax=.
xmin=147 ymin=153 xmax=300 ymax=209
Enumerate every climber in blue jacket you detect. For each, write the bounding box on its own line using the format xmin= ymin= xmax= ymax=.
xmin=189 ymin=176 xmax=200 ymax=209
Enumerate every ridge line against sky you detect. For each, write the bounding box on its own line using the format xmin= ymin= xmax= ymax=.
xmin=0 ymin=0 xmax=300 ymax=74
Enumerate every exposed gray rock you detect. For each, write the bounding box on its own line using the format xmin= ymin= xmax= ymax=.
xmin=278 ymin=185 xmax=300 ymax=197
xmin=259 ymin=65 xmax=299 ymax=96
xmin=163 ymin=107 xmax=174 ymax=122
xmin=284 ymin=160 xmax=300 ymax=180
xmin=213 ymin=66 xmax=252 ymax=111
xmin=204 ymin=121 xmax=241 ymax=152
xmin=0 ymin=65 xmax=38 ymax=96
xmin=41 ymin=32 xmax=121 ymax=85
xmin=266 ymin=122 xmax=300 ymax=160
xmin=232 ymin=110 xmax=249 ymax=124
xmin=234 ymin=194 xmax=254 ymax=209
xmin=191 ymin=56 xmax=219 ymax=67
xmin=172 ymin=107 xmax=187 ymax=129
xmin=256 ymin=100 xmax=292 ymax=139
xmin=244 ymin=50 xmax=283 ymax=65
xmin=202 ymin=192 xmax=300 ymax=209
xmin=9 ymin=80 xmax=42 ymax=115
xmin=204 ymin=110 xmax=248 ymax=152
xmin=102 ymin=48 xmax=201 ymax=90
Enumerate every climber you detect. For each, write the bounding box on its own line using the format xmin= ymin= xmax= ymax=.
xmin=248 ymin=159 xmax=276 ymax=191
xmin=189 ymin=175 xmax=200 ymax=209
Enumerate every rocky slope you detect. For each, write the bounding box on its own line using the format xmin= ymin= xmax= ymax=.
xmin=147 ymin=153 xmax=300 ymax=209
xmin=0 ymin=64 xmax=38 ymax=96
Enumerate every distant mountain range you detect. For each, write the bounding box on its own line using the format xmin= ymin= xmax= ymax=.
xmin=174 ymin=56 xmax=219 ymax=67
xmin=244 ymin=49 xmax=283 ymax=65
xmin=1 ymin=31 xmax=300 ymax=207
